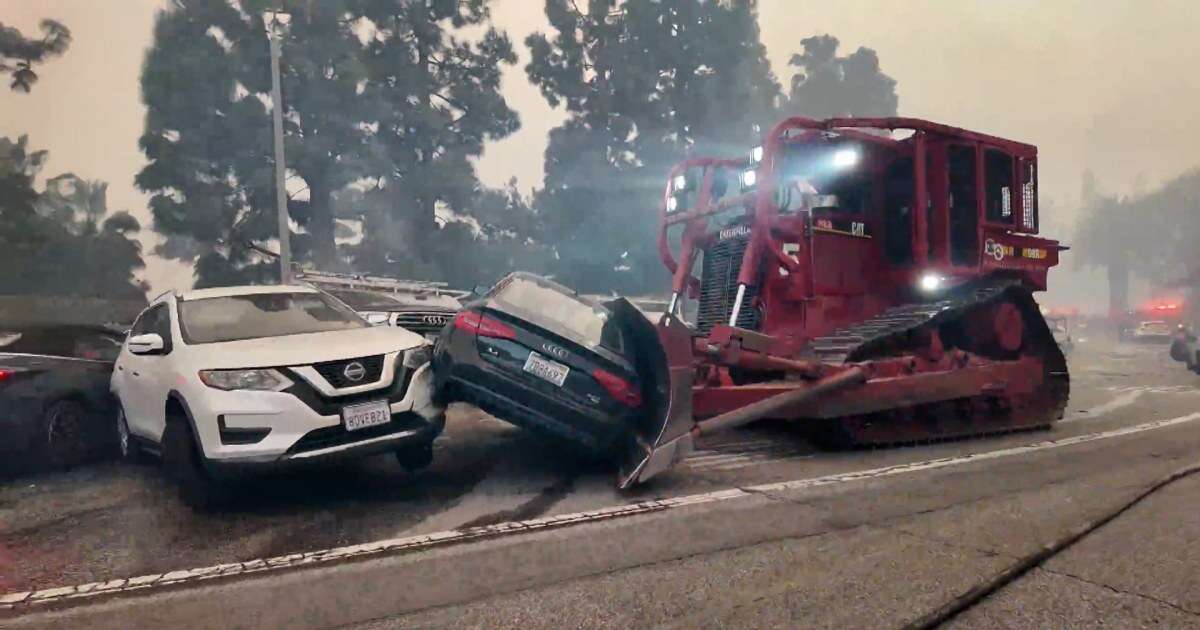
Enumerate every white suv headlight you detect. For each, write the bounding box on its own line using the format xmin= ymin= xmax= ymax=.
xmin=403 ymin=345 xmax=432 ymax=369
xmin=198 ymin=368 xmax=293 ymax=392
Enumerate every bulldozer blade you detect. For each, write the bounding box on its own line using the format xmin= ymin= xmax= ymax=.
xmin=612 ymin=304 xmax=696 ymax=490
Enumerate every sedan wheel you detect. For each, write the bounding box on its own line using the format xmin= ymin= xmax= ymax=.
xmin=45 ymin=400 xmax=90 ymax=469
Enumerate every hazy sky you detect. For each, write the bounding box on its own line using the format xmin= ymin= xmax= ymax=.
xmin=2 ymin=0 xmax=1197 ymax=308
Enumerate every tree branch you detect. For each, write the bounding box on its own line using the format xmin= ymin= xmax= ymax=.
xmin=431 ymin=91 xmax=464 ymax=111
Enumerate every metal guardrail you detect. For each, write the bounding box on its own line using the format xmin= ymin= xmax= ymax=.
xmin=292 ymin=268 xmax=470 ymax=300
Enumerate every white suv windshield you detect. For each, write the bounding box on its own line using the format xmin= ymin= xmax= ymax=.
xmin=179 ymin=292 xmax=369 ymax=344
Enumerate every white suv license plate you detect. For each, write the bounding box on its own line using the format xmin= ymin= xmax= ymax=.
xmin=523 ymin=351 xmax=569 ymax=387
xmin=342 ymin=400 xmax=391 ymax=431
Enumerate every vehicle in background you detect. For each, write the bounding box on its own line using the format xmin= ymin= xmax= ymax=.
xmin=1144 ymin=298 xmax=1187 ymax=324
xmin=1120 ymin=299 xmax=1186 ymax=341
xmin=0 ymin=323 xmax=126 ymax=474
xmin=584 ymin=294 xmax=697 ymax=327
xmin=294 ymin=269 xmax=466 ymax=341
xmin=433 ymin=273 xmax=655 ymax=458
xmin=627 ymin=296 xmax=680 ymax=324
xmin=1170 ymin=325 xmax=1199 ymax=372
xmin=111 ymin=285 xmax=444 ymax=509
xmin=328 ymin=289 xmax=463 ymax=340
xmin=635 ymin=303 xmax=669 ymax=322
xmin=1115 ymin=309 xmax=1136 ymax=342
xmin=1132 ymin=320 xmax=1174 ymax=343
xmin=1047 ymin=315 xmax=1073 ymax=353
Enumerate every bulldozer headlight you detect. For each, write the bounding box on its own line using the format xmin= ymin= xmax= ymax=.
xmin=672 ymin=174 xmax=688 ymax=192
xmin=919 ymin=272 xmax=943 ymax=293
xmin=666 ymin=195 xmax=680 ymax=213
xmin=740 ymin=168 xmax=757 ymax=190
xmin=749 ymin=145 xmax=764 ymax=165
xmin=833 ymin=148 xmax=859 ymax=169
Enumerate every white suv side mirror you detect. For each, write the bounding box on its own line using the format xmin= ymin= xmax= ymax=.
xmin=128 ymin=333 xmax=165 ymax=355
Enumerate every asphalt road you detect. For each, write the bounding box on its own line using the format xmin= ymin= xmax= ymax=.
xmin=952 ymin=472 xmax=1200 ymax=628
xmin=2 ymin=332 xmax=1197 ymax=617
xmin=358 ymin=410 xmax=1200 ymax=629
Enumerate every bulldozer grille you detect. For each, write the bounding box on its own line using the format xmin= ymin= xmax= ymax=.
xmin=697 ymin=233 xmax=761 ymax=335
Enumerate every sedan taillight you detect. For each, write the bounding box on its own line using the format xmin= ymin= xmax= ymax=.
xmin=592 ymin=368 xmax=643 ymax=408
xmin=454 ymin=310 xmax=517 ymax=340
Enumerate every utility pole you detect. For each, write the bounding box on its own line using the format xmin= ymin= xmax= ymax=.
xmin=267 ymin=12 xmax=292 ymax=284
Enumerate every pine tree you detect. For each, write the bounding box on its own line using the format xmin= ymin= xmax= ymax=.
xmin=784 ymin=34 xmax=898 ymax=119
xmin=0 ymin=19 xmax=71 ymax=92
xmin=346 ymin=0 xmax=521 ymax=279
xmin=527 ymin=0 xmax=779 ymax=294
xmin=0 ymin=137 xmax=148 ymax=299
xmin=137 ymin=0 xmax=521 ymax=287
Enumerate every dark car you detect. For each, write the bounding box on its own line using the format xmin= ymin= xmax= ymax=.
xmin=0 ymin=323 xmax=125 ymax=474
xmin=433 ymin=273 xmax=648 ymax=455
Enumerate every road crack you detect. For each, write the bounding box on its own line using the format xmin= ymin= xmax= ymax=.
xmin=1038 ymin=567 xmax=1200 ymax=618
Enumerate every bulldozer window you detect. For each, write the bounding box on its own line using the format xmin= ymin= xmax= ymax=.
xmin=985 ymin=149 xmax=1015 ymax=224
xmin=709 ymin=167 xmax=732 ymax=201
xmin=703 ymin=166 xmax=750 ymax=230
xmin=884 ymin=157 xmax=914 ymax=264
xmin=777 ymin=144 xmax=867 ymax=216
xmin=948 ymin=145 xmax=978 ymax=266
xmin=820 ymin=172 xmax=869 ymax=216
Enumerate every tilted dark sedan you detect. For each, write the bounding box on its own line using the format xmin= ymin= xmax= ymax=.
xmin=0 ymin=324 xmax=125 ymax=474
xmin=433 ymin=273 xmax=648 ymax=455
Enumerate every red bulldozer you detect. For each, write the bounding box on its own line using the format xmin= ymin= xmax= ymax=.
xmin=618 ymin=117 xmax=1070 ymax=487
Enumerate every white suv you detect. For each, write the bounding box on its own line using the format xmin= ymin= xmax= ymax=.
xmin=111 ymin=285 xmax=444 ymax=508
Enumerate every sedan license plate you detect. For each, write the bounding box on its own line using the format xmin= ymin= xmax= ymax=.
xmin=342 ymin=400 xmax=391 ymax=431
xmin=523 ymin=351 xmax=569 ymax=387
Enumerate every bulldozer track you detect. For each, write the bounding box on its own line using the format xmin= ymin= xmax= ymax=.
xmin=804 ymin=277 xmax=1070 ymax=448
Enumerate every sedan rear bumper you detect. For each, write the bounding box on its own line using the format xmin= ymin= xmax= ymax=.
xmin=445 ymin=373 xmax=619 ymax=454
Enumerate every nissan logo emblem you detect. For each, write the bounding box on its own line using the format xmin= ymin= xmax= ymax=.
xmin=541 ymin=343 xmax=568 ymax=360
xmin=343 ymin=362 xmax=367 ymax=382
xmin=423 ymin=314 xmax=447 ymax=326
